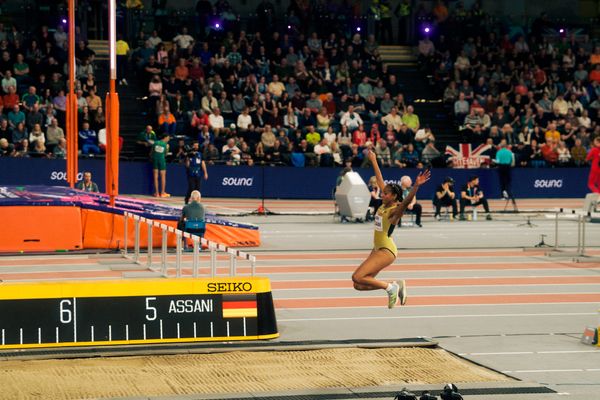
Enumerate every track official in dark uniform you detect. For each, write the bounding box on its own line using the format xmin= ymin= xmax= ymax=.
xmin=495 ymin=142 xmax=517 ymax=209
xmin=184 ymin=142 xmax=208 ymax=204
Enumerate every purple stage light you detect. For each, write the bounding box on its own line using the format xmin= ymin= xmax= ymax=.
xmin=287 ymin=25 xmax=291 ymax=29
xmin=62 ymin=18 xmax=67 ymax=24
xmin=356 ymin=27 xmax=361 ymax=32
xmin=424 ymin=27 xmax=430 ymax=33
xmin=215 ymin=23 xmax=220 ymax=29
xmin=559 ymin=28 xmax=565 ymax=33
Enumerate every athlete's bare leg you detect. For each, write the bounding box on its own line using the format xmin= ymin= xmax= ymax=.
xmin=352 ymin=249 xmax=396 ymax=291
xmin=160 ymin=170 xmax=167 ymax=194
xmin=153 ymin=169 xmax=159 ymax=196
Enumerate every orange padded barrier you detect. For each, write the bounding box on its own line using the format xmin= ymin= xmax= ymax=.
xmin=0 ymin=207 xmax=259 ymax=252
xmin=0 ymin=206 xmax=83 ymax=252
xmin=81 ymin=209 xmax=260 ymax=249
xmin=81 ymin=209 xmax=178 ymax=249
xmin=204 ymin=224 xmax=260 ymax=247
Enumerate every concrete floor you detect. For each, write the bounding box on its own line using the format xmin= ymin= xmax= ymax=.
xmin=234 ymin=213 xmax=600 ymax=399
xmin=2 ymin=200 xmax=599 ymax=400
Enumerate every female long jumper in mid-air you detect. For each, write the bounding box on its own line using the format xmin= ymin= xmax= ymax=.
xmin=351 ymin=150 xmax=431 ymax=308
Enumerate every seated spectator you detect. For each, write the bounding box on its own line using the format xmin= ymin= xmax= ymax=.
xmin=381 ymin=106 xmax=402 ymax=132
xmin=305 ymin=126 xmax=321 ymax=146
xmin=375 ymin=139 xmax=392 ymax=167
xmin=29 ymin=139 xmax=47 ymax=158
xmin=402 ymin=142 xmax=420 ymax=167
xmin=78 ymin=121 xmax=100 ymax=155
xmin=11 ymin=122 xmax=28 ymax=145
xmin=208 ymin=108 xmax=226 ymax=136
xmin=267 ymin=74 xmax=285 ymax=99
xmin=298 ymin=108 xmax=316 ymax=132
xmin=85 ymin=88 xmax=102 ymax=115
xmin=158 ymin=105 xmax=177 ymax=135
xmin=8 ymin=104 xmax=25 ymax=129
xmin=76 ymin=171 xmax=99 ymax=192
xmin=459 ymin=175 xmax=492 ymax=220
xmin=316 ymin=107 xmax=331 ymax=133
xmin=421 ymin=140 xmax=441 ymax=164
xmin=340 ymin=105 xmax=363 ymax=131
xmin=556 ymin=141 xmax=572 ymax=166
xmin=0 ymin=138 xmax=15 ymax=157
xmin=201 ymin=90 xmax=218 ymax=114
xmin=552 ymin=93 xmax=568 ymax=116
xmin=367 ymin=176 xmax=382 ymax=215
xmin=294 ymin=139 xmax=317 ymax=167
xmin=305 ymin=92 xmax=322 ymax=113
xmin=29 ymin=123 xmax=45 ymax=148
xmin=261 ymin=127 xmax=277 ymax=150
xmin=174 ymin=58 xmax=189 ymax=82
xmin=26 ymin=103 xmax=44 ymax=131
xmin=433 ymin=177 xmax=458 ymax=219
xmin=400 ymin=175 xmax=422 ymax=227
xmin=571 ymin=138 xmax=587 ymax=166
xmin=3 ymin=85 xmax=19 ymax=110
xmin=0 ymin=119 xmax=12 ymax=142
xmin=454 ymin=92 xmax=469 ymax=122
xmin=313 ymin=138 xmax=333 ymax=166
xmin=1 ymin=71 xmax=16 ymax=93
xmin=97 ymin=127 xmax=124 ymax=153
xmin=52 ymin=137 xmax=67 ymax=159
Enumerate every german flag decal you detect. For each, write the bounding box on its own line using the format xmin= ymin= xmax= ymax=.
xmin=222 ymin=294 xmax=258 ymax=318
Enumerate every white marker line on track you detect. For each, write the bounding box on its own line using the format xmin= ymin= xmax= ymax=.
xmin=277 ymin=292 xmax=600 ymax=300
xmin=278 ymin=312 xmax=596 ymax=322
xmin=502 ymin=369 xmax=600 ymax=373
xmin=461 ymin=350 xmax=600 ymax=356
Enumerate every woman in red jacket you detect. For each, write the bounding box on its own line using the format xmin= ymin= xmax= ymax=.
xmin=587 ymin=136 xmax=600 ymax=193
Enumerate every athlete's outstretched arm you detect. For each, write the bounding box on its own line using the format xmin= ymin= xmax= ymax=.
xmin=390 ymin=169 xmax=431 ymax=220
xmin=367 ymin=150 xmax=386 ymax=191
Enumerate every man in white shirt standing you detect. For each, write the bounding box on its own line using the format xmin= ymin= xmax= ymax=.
xmin=340 ymin=105 xmax=363 ymax=131
xmin=208 ymin=108 xmax=225 ymax=136
xmin=172 ymin=27 xmax=194 ymax=56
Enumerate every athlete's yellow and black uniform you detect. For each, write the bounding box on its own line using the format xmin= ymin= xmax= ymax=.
xmin=373 ymin=203 xmax=398 ymax=257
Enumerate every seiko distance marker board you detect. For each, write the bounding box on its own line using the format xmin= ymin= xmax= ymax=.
xmin=0 ymin=277 xmax=278 ymax=349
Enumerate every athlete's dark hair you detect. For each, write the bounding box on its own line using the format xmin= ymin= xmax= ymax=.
xmin=388 ymin=183 xmax=403 ymax=200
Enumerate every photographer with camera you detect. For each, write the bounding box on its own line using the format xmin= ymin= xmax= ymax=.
xmin=184 ymin=141 xmax=208 ymax=204
xmin=433 ymin=176 xmax=458 ymax=220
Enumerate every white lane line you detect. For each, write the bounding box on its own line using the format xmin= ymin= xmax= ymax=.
xmin=273 ymin=283 xmax=600 ymax=291
xmin=278 ymin=312 xmax=596 ymax=322
xmin=277 ymin=292 xmax=600 ymax=300
xmin=502 ymin=369 xmax=600 ymax=373
xmin=461 ymin=350 xmax=600 ymax=356
xmin=278 ymin=302 xmax=600 ymax=311
xmin=461 ymin=351 xmax=534 ymax=356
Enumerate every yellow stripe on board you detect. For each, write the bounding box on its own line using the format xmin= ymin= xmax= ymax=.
xmin=223 ymin=309 xmax=259 ymax=318
xmin=0 ymin=277 xmax=272 ymax=300
xmin=0 ymin=333 xmax=280 ymax=350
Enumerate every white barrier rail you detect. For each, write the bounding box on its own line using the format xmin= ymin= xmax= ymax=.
xmin=121 ymin=211 xmax=257 ymax=278
xmin=545 ymin=208 xmax=600 ymax=262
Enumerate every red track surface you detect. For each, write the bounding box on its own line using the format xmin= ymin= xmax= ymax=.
xmin=1 ymin=248 xmax=598 ymax=311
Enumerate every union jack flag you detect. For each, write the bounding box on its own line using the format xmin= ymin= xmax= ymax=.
xmin=445 ymin=143 xmax=492 ymax=169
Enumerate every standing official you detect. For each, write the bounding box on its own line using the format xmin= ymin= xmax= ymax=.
xmin=184 ymin=141 xmax=208 ymax=204
xmin=495 ymin=142 xmax=518 ymax=211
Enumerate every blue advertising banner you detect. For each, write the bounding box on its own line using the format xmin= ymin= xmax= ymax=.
xmin=0 ymin=158 xmax=591 ymax=199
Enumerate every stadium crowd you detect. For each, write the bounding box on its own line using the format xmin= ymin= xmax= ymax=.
xmin=0 ymin=0 xmax=598 ymax=172
xmin=0 ymin=22 xmax=104 ymax=159
xmin=132 ymin=0 xmax=599 ymax=169
xmin=419 ymin=7 xmax=600 ymax=168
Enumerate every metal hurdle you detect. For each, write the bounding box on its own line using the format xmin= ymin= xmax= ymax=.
xmin=545 ymin=208 xmax=599 ymax=261
xmin=119 ymin=212 xmax=257 ymax=278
